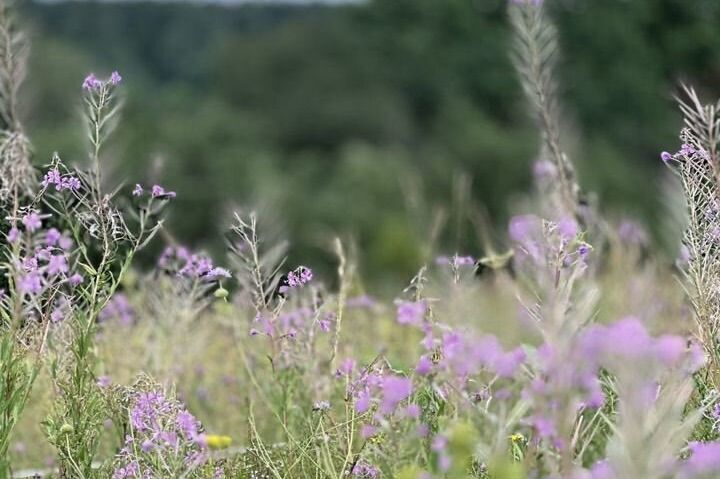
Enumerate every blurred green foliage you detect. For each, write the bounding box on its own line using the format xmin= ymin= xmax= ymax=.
xmin=16 ymin=0 xmax=720 ymax=283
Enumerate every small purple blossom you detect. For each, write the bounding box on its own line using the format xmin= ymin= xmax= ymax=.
xmin=45 ymin=228 xmax=61 ymax=246
xmin=19 ymin=271 xmax=43 ymax=295
xmin=132 ymin=184 xmax=144 ymax=197
xmin=109 ymin=71 xmax=123 ymax=85
xmin=352 ymin=461 xmax=379 ymax=478
xmin=100 ymin=294 xmax=135 ymax=326
xmin=21 ymin=212 xmax=42 ymax=232
xmin=286 ymin=266 xmax=313 ymax=288
xmin=204 ymin=267 xmax=232 ymax=280
xmin=97 ymin=376 xmax=112 ymax=388
xmin=47 ymin=255 xmax=69 ymax=276
xmin=7 ymin=227 xmax=20 ymax=243
xmin=380 ymin=376 xmax=413 ymax=414
xmin=415 ymin=355 xmax=433 ymax=375
xmin=41 ymin=168 xmax=62 ymax=188
xmin=681 ymin=442 xmax=720 ymax=477
xmin=533 ymin=159 xmax=556 ymax=178
xmin=395 ymin=300 xmax=426 ymax=326
xmin=82 ymin=73 xmax=102 ymax=91
xmin=151 ymin=184 xmax=176 ymax=199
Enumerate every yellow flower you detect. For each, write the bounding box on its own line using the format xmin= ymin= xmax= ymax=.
xmin=510 ymin=433 xmax=524 ymax=443
xmin=205 ymin=434 xmax=233 ymax=450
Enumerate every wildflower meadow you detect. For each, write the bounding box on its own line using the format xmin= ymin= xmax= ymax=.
xmin=2 ymin=0 xmax=720 ymax=478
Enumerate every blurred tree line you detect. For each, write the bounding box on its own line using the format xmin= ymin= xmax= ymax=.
xmin=16 ymin=0 xmax=720 ymax=285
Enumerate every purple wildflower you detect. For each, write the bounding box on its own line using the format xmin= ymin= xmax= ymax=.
xmin=132 ymin=184 xmax=144 ymax=196
xmin=618 ymin=219 xmax=649 ymax=246
xmin=41 ymin=168 xmax=80 ymax=192
xmin=7 ymin=227 xmax=20 ymax=243
xmin=380 ymin=376 xmax=413 ymax=414
xmin=352 ymin=461 xmax=379 ymax=478
xmin=21 ymin=212 xmax=42 ymax=232
xmin=286 ymin=266 xmax=313 ymax=288
xmin=97 ymin=376 xmax=112 ymax=388
xmin=415 ymin=355 xmax=433 ymax=376
xmin=82 ymin=73 xmax=102 ymax=91
xmin=41 ymin=168 xmax=62 ymax=188
xmin=204 ymin=267 xmax=231 ymax=280
xmin=360 ymin=424 xmax=376 ymax=439
xmin=681 ymin=442 xmax=720 ymax=477
xmin=557 ymin=216 xmax=578 ymax=241
xmin=51 ymin=308 xmax=65 ymax=323
xmin=100 ymin=294 xmax=135 ymax=326
xmin=47 ymin=255 xmax=69 ymax=276
xmin=318 ymin=314 xmax=332 ymax=332
xmin=45 ymin=228 xmax=61 ymax=246
xmin=109 ymin=71 xmax=123 ymax=85
xmin=19 ymin=271 xmax=43 ymax=295
xmin=61 ymin=176 xmax=81 ymax=192
xmin=151 ymin=184 xmax=176 ymax=199
xmin=395 ymin=300 xmax=426 ymax=326
xmin=346 ymin=294 xmax=377 ymax=309
xmin=533 ymin=159 xmax=556 ymax=178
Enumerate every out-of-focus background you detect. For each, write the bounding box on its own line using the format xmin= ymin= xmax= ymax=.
xmin=17 ymin=0 xmax=720 ymax=285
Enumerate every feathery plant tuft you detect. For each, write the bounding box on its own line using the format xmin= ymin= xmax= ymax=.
xmin=0 ymin=1 xmax=34 ymax=205
xmin=509 ymin=0 xmax=582 ymax=222
xmin=668 ymin=88 xmax=720 ymax=389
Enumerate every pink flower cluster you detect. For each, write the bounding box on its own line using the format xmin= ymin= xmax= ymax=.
xmin=41 ymin=167 xmax=81 ymax=192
